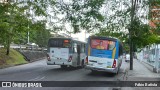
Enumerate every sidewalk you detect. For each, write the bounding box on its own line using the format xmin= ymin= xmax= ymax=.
xmin=126 ymin=59 xmax=160 ymax=81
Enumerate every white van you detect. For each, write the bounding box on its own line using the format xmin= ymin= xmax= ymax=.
xmin=125 ymin=54 xmax=130 ymax=62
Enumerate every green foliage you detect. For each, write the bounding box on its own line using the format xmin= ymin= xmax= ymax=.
xmin=0 ymin=0 xmax=52 ymax=55
xmin=51 ymin=0 xmax=105 ymax=33
xmin=29 ymin=21 xmax=51 ymax=47
xmin=0 ymin=0 xmax=159 ymax=55
xmin=94 ymin=0 xmax=160 ymax=52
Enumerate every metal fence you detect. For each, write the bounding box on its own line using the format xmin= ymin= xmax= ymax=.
xmin=137 ymin=44 xmax=160 ymax=73
xmin=0 ymin=44 xmax=47 ymax=51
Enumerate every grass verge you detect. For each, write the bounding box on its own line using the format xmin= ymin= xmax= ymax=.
xmin=0 ymin=48 xmax=28 ymax=68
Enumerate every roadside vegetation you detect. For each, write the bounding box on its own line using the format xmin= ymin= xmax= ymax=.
xmin=0 ymin=0 xmax=159 ymax=65
xmin=0 ymin=48 xmax=27 ymax=68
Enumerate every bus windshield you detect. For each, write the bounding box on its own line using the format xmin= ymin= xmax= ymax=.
xmin=48 ymin=39 xmax=71 ymax=48
xmin=91 ymin=39 xmax=116 ymax=50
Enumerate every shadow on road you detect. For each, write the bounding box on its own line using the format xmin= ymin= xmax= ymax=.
xmin=47 ymin=67 xmax=83 ymax=72
xmin=86 ymin=71 xmax=116 ymax=77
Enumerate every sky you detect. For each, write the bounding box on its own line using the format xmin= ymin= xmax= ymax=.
xmin=46 ymin=0 xmax=149 ymax=42
xmin=70 ymin=30 xmax=90 ymax=42
xmin=58 ymin=27 xmax=91 ymax=42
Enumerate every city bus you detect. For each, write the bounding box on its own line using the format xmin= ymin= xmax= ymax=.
xmin=85 ymin=36 xmax=123 ymax=74
xmin=47 ymin=38 xmax=86 ymax=68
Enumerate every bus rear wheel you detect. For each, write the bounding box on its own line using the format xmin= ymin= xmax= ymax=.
xmin=81 ymin=60 xmax=84 ymax=68
xmin=114 ymin=67 xmax=120 ymax=75
xmin=61 ymin=65 xmax=67 ymax=69
xmin=91 ymin=70 xmax=97 ymax=74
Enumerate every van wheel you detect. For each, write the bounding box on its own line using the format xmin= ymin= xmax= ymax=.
xmin=61 ymin=65 xmax=67 ymax=69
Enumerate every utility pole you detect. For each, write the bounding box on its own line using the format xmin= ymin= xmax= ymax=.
xmin=27 ymin=0 xmax=31 ymax=44
xmin=85 ymin=30 xmax=86 ymax=41
xmin=27 ymin=31 xmax=30 ymax=44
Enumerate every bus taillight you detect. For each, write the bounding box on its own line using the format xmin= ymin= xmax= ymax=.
xmin=112 ymin=59 xmax=116 ymax=68
xmin=47 ymin=54 xmax=51 ymax=61
xmin=85 ymin=56 xmax=88 ymax=64
xmin=68 ymin=56 xmax=72 ymax=62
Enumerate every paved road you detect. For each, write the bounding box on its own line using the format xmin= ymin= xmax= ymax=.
xmin=0 ymin=59 xmax=129 ymax=81
xmin=1 ymin=59 xmax=160 ymax=90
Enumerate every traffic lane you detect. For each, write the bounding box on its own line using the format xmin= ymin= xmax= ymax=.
xmin=0 ymin=59 xmax=129 ymax=81
xmin=40 ymin=58 xmax=129 ymax=81
xmin=0 ymin=59 xmax=51 ymax=81
xmin=0 ymin=59 xmax=47 ymax=75
xmin=28 ymin=59 xmax=130 ymax=81
xmin=41 ymin=65 xmax=128 ymax=81
xmin=0 ymin=66 xmax=125 ymax=81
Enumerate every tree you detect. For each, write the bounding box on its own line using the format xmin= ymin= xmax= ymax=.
xmin=46 ymin=0 xmax=105 ymax=33
xmin=0 ymin=0 xmax=50 ymax=55
xmin=29 ymin=21 xmax=51 ymax=47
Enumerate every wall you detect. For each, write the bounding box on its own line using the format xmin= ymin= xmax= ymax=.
xmin=16 ymin=49 xmax=47 ymax=62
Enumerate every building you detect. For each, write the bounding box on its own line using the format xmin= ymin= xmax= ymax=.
xmin=149 ymin=1 xmax=160 ymax=30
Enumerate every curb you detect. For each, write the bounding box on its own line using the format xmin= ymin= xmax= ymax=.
xmin=0 ymin=58 xmax=46 ymax=69
xmin=139 ymin=60 xmax=160 ymax=73
xmin=141 ymin=61 xmax=153 ymax=72
xmin=117 ymin=65 xmax=130 ymax=81
xmin=29 ymin=57 xmax=47 ymax=63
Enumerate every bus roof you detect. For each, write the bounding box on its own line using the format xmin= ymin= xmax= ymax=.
xmin=48 ymin=37 xmax=86 ymax=44
xmin=88 ymin=36 xmax=123 ymax=46
xmin=49 ymin=37 xmax=72 ymax=40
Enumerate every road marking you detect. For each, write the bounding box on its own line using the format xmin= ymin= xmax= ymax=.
xmin=28 ymin=76 xmax=40 ymax=81
xmin=28 ymin=76 xmax=45 ymax=81
xmin=37 ymin=76 xmax=45 ymax=81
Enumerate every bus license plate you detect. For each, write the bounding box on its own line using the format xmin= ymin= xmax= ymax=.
xmin=107 ymin=66 xmax=112 ymax=68
xmin=98 ymin=63 xmax=103 ymax=65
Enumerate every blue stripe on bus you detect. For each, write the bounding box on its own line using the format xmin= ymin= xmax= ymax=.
xmin=91 ymin=49 xmax=113 ymax=58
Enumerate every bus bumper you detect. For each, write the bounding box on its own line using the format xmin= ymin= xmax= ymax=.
xmin=47 ymin=61 xmax=72 ymax=65
xmin=85 ymin=65 xmax=118 ymax=74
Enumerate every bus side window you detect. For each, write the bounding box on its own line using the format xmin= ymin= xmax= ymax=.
xmin=84 ymin=44 xmax=86 ymax=53
xmin=119 ymin=44 xmax=123 ymax=56
xmin=73 ymin=43 xmax=77 ymax=53
xmin=77 ymin=45 xmax=81 ymax=54
xmin=84 ymin=44 xmax=86 ymax=52
xmin=81 ymin=44 xmax=85 ymax=53
xmin=119 ymin=44 xmax=121 ymax=56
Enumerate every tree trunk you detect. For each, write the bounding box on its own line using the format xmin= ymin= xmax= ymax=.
xmin=129 ymin=0 xmax=137 ymax=70
xmin=6 ymin=45 xmax=10 ymax=55
xmin=6 ymin=35 xmax=10 ymax=55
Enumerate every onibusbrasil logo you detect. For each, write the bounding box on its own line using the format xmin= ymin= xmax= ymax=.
xmin=1 ymin=82 xmax=42 ymax=87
